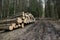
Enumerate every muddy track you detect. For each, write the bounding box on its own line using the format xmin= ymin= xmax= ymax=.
xmin=0 ymin=20 xmax=60 ymax=40
xmin=42 ymin=21 xmax=60 ymax=40
xmin=0 ymin=20 xmax=39 ymax=40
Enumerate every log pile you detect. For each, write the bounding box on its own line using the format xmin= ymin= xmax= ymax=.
xmin=9 ymin=12 xmax=35 ymax=30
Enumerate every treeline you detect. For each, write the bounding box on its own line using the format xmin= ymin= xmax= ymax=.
xmin=45 ymin=0 xmax=60 ymax=19
xmin=0 ymin=0 xmax=60 ymax=19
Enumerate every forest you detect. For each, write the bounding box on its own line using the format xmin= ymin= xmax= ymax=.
xmin=0 ymin=0 xmax=60 ymax=19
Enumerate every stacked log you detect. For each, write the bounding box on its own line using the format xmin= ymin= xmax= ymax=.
xmin=9 ymin=12 xmax=35 ymax=30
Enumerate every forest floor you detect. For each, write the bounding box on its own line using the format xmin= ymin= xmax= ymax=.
xmin=0 ymin=20 xmax=60 ymax=40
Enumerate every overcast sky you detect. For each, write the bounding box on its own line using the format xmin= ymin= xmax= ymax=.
xmin=41 ymin=0 xmax=45 ymax=8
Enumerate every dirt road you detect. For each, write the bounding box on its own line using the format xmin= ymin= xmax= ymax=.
xmin=0 ymin=20 xmax=60 ymax=40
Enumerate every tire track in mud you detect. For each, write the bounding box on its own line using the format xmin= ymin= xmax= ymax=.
xmin=22 ymin=20 xmax=58 ymax=40
xmin=19 ymin=20 xmax=41 ymax=40
xmin=17 ymin=21 xmax=44 ymax=40
xmin=0 ymin=20 xmax=60 ymax=40
xmin=11 ymin=20 xmax=40 ymax=40
xmin=42 ymin=21 xmax=59 ymax=40
xmin=0 ymin=20 xmax=39 ymax=40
